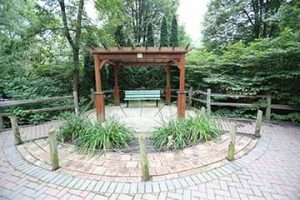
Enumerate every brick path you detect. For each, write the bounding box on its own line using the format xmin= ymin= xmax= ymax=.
xmin=1 ymin=120 xmax=300 ymax=199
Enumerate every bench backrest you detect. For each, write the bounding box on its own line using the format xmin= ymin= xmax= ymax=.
xmin=124 ymin=90 xmax=160 ymax=100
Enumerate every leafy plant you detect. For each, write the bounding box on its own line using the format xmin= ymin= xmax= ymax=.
xmin=151 ymin=114 xmax=221 ymax=150
xmin=57 ymin=116 xmax=134 ymax=152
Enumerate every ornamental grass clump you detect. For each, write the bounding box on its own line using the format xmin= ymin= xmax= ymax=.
xmin=57 ymin=116 xmax=134 ymax=152
xmin=151 ymin=114 xmax=221 ymax=150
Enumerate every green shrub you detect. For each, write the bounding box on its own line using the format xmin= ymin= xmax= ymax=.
xmin=151 ymin=114 xmax=221 ymax=150
xmin=57 ymin=116 xmax=134 ymax=152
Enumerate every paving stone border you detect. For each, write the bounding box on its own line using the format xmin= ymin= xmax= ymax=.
xmin=2 ymin=130 xmax=270 ymax=194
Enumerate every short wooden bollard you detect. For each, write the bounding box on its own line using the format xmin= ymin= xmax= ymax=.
xmin=139 ymin=136 xmax=150 ymax=181
xmin=0 ymin=114 xmax=4 ymax=131
xmin=200 ymin=107 xmax=206 ymax=115
xmin=206 ymin=89 xmax=211 ymax=116
xmin=9 ymin=115 xmax=22 ymax=145
xmin=266 ymin=93 xmax=272 ymax=120
xmin=255 ymin=110 xmax=263 ymax=138
xmin=187 ymin=87 xmax=193 ymax=110
xmin=227 ymin=123 xmax=236 ymax=161
xmin=48 ymin=128 xmax=60 ymax=170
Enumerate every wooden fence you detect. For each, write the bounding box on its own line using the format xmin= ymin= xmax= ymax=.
xmin=1 ymin=88 xmax=299 ymax=130
xmin=187 ymin=88 xmax=300 ymax=120
xmin=0 ymin=95 xmax=74 ymax=130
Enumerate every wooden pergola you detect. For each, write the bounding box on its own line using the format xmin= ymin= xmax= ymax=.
xmin=88 ymin=46 xmax=191 ymax=120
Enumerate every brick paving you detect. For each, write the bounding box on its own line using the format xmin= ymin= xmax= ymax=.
xmin=1 ymin=120 xmax=300 ymax=199
xmin=16 ymin=132 xmax=256 ymax=182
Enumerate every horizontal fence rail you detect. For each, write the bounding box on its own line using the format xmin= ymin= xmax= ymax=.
xmin=0 ymin=96 xmax=73 ymax=108
xmin=0 ymin=95 xmax=75 ymax=131
xmin=188 ymin=88 xmax=300 ymax=120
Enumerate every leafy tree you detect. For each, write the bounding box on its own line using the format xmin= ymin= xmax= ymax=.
xmin=203 ymin=0 xmax=287 ymax=51
xmin=169 ymin=15 xmax=179 ymax=47
xmin=146 ymin=23 xmax=155 ymax=46
xmin=160 ymin=16 xmax=169 ymax=46
xmin=57 ymin=0 xmax=85 ymax=115
xmin=114 ymin=25 xmax=127 ymax=46
xmin=96 ymin=0 xmax=178 ymax=45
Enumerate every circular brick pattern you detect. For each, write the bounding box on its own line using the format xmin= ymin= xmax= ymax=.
xmin=16 ymin=133 xmax=257 ymax=182
xmin=1 ymin=120 xmax=270 ymax=194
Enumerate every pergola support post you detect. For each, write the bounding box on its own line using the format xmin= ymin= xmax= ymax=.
xmin=113 ymin=65 xmax=120 ymax=106
xmin=94 ymin=55 xmax=105 ymax=121
xmin=177 ymin=56 xmax=186 ymax=118
xmin=164 ymin=66 xmax=171 ymax=105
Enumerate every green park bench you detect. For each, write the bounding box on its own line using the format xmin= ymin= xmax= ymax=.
xmin=124 ymin=90 xmax=161 ymax=107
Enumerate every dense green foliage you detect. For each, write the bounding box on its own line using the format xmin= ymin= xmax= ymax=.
xmin=146 ymin=23 xmax=155 ymax=47
xmin=160 ymin=16 xmax=169 ymax=46
xmin=0 ymin=0 xmax=299 ymax=124
xmin=115 ymin=25 xmax=127 ymax=46
xmin=169 ymin=15 xmax=179 ymax=47
xmin=203 ymin=0 xmax=287 ymax=51
xmin=57 ymin=116 xmax=134 ymax=152
xmin=151 ymin=114 xmax=221 ymax=150
xmin=185 ymin=0 xmax=300 ymax=122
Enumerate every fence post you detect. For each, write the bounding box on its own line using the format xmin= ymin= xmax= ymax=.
xmin=266 ymin=93 xmax=271 ymax=120
xmin=0 ymin=114 xmax=3 ymax=131
xmin=9 ymin=115 xmax=22 ymax=145
xmin=48 ymin=128 xmax=60 ymax=170
xmin=206 ymin=89 xmax=211 ymax=116
xmin=187 ymin=87 xmax=193 ymax=110
xmin=227 ymin=123 xmax=236 ymax=161
xmin=200 ymin=107 xmax=206 ymax=115
xmin=255 ymin=110 xmax=263 ymax=138
xmin=139 ymin=136 xmax=150 ymax=181
xmin=73 ymin=90 xmax=80 ymax=116
xmin=90 ymin=88 xmax=95 ymax=106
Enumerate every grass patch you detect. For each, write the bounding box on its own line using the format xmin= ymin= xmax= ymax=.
xmin=57 ymin=116 xmax=134 ymax=153
xmin=151 ymin=114 xmax=221 ymax=150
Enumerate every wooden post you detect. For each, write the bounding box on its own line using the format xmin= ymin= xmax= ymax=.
xmin=266 ymin=93 xmax=271 ymax=120
xmin=255 ymin=110 xmax=263 ymax=138
xmin=90 ymin=88 xmax=95 ymax=107
xmin=200 ymin=107 xmax=206 ymax=115
xmin=0 ymin=114 xmax=3 ymax=131
xmin=9 ymin=115 xmax=22 ymax=145
xmin=206 ymin=89 xmax=211 ymax=116
xmin=165 ymin=66 xmax=171 ymax=105
xmin=227 ymin=123 xmax=236 ymax=161
xmin=113 ymin=65 xmax=120 ymax=106
xmin=177 ymin=56 xmax=186 ymax=118
xmin=48 ymin=128 xmax=59 ymax=171
xmin=73 ymin=90 xmax=80 ymax=116
xmin=139 ymin=136 xmax=150 ymax=181
xmin=187 ymin=87 xmax=193 ymax=110
xmin=94 ymin=55 xmax=105 ymax=121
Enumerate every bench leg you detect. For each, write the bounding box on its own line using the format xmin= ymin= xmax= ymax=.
xmin=156 ymin=100 xmax=158 ymax=107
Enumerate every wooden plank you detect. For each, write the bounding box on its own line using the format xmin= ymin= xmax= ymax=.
xmin=1 ymin=105 xmax=74 ymax=116
xmin=191 ymin=98 xmax=206 ymax=104
xmin=210 ymin=93 xmax=268 ymax=98
xmin=271 ymin=104 xmax=300 ymax=111
xmin=0 ymin=96 xmax=73 ymax=107
xmin=195 ymin=90 xmax=207 ymax=95
xmin=210 ymin=102 xmax=255 ymax=108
